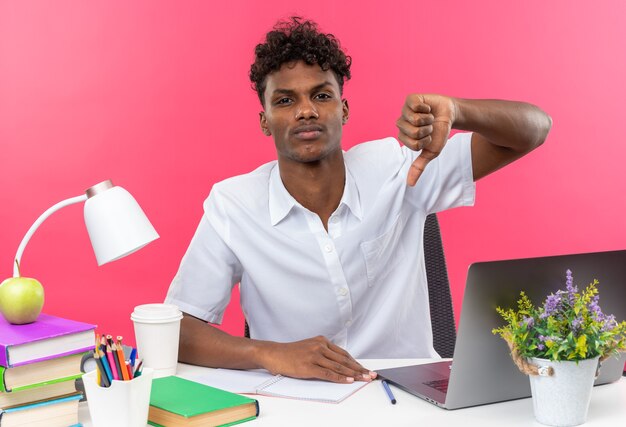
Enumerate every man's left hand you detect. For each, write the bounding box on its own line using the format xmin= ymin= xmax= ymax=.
xmin=396 ymin=94 xmax=457 ymax=186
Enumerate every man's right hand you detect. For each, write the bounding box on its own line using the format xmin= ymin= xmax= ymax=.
xmin=179 ymin=314 xmax=375 ymax=384
xmin=258 ymin=336 xmax=376 ymax=384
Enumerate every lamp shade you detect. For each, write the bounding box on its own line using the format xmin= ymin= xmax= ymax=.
xmin=84 ymin=181 xmax=159 ymax=266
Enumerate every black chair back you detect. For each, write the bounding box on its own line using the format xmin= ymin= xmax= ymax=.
xmin=423 ymin=213 xmax=456 ymax=358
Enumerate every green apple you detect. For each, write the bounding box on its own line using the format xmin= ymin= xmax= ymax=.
xmin=0 ymin=276 xmax=45 ymax=325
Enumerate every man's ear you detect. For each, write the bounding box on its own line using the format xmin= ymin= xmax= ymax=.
xmin=342 ymin=99 xmax=350 ymax=125
xmin=259 ymin=112 xmax=271 ymax=136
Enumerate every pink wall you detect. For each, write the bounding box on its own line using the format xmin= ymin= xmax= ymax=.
xmin=2 ymin=1 xmax=626 ymax=346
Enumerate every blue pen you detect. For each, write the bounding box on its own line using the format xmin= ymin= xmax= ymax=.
xmin=381 ymin=380 xmax=397 ymax=404
xmin=129 ymin=348 xmax=137 ymax=368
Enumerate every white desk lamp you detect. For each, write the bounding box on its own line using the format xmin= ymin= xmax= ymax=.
xmin=13 ymin=179 xmax=159 ymax=276
xmin=0 ymin=179 xmax=158 ymax=324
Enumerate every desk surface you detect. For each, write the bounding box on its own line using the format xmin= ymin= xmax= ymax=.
xmin=79 ymin=359 xmax=626 ymax=427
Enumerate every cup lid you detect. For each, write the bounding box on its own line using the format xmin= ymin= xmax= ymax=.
xmin=131 ymin=303 xmax=183 ymax=323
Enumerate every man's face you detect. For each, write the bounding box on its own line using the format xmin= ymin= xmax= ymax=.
xmin=260 ymin=61 xmax=349 ymax=164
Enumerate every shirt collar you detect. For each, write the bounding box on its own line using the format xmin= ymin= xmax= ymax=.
xmin=268 ymin=164 xmax=296 ymax=226
xmin=341 ymin=166 xmax=363 ymax=221
xmin=268 ymin=161 xmax=363 ymax=226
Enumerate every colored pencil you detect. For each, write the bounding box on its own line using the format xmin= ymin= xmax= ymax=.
xmin=126 ymin=360 xmax=133 ymax=379
xmin=94 ymin=351 xmax=102 ymax=387
xmin=115 ymin=337 xmax=128 ymax=361
xmin=94 ymin=351 xmax=111 ymax=387
xmin=97 ymin=348 xmax=114 ymax=384
xmin=106 ymin=344 xmax=120 ymax=381
xmin=93 ymin=334 xmax=101 ymax=383
xmin=113 ymin=342 xmax=130 ymax=380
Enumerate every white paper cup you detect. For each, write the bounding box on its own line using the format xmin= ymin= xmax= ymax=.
xmin=131 ymin=303 xmax=183 ymax=378
xmin=82 ymin=367 xmax=154 ymax=427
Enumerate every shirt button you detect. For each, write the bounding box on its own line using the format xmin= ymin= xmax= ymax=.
xmin=330 ymin=216 xmax=339 ymax=223
xmin=324 ymin=244 xmax=333 ymax=253
xmin=338 ymin=287 xmax=348 ymax=296
xmin=345 ymin=320 xmax=352 ymax=327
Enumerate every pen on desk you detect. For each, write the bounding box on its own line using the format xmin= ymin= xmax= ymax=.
xmin=381 ymin=380 xmax=397 ymax=405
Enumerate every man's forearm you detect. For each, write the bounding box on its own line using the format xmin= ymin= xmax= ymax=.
xmin=177 ymin=313 xmax=375 ymax=383
xmin=178 ymin=313 xmax=270 ymax=369
xmin=453 ymin=98 xmax=552 ymax=153
xmin=396 ymin=94 xmax=552 ymax=184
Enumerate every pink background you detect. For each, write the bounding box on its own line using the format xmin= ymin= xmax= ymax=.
xmin=2 ymin=1 xmax=625 ymax=347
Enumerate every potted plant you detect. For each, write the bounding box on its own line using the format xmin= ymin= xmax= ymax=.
xmin=493 ymin=270 xmax=626 ymax=427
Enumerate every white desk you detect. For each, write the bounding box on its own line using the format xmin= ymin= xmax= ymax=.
xmin=79 ymin=359 xmax=626 ymax=426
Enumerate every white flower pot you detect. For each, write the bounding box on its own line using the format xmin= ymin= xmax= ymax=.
xmin=528 ymin=356 xmax=600 ymax=426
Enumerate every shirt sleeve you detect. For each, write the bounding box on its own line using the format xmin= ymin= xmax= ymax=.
xmin=402 ymin=131 xmax=475 ymax=214
xmin=164 ymin=190 xmax=243 ymax=324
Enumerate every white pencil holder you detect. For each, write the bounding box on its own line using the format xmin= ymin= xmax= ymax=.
xmin=82 ymin=367 xmax=154 ymax=427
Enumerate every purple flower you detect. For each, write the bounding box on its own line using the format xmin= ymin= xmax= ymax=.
xmin=538 ymin=335 xmax=547 ymax=342
xmin=540 ymin=293 xmax=562 ymax=319
xmin=588 ymin=295 xmax=604 ymax=321
xmin=522 ymin=316 xmax=535 ymax=328
xmin=566 ymin=269 xmax=573 ymax=288
xmin=572 ymin=316 xmax=583 ymax=332
xmin=601 ymin=314 xmax=617 ymax=332
xmin=565 ymin=269 xmax=577 ymax=306
xmin=537 ymin=343 xmax=545 ymax=351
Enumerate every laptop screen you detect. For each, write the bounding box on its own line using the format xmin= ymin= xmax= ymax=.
xmin=378 ymin=250 xmax=626 ymax=410
xmin=445 ymin=249 xmax=626 ymax=409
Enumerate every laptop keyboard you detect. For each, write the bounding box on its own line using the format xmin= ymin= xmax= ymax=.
xmin=424 ymin=378 xmax=449 ymax=393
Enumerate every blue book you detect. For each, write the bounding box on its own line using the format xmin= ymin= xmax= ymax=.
xmin=0 ymin=392 xmax=82 ymax=426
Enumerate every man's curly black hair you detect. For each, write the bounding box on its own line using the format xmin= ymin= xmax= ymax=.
xmin=249 ymin=17 xmax=352 ymax=106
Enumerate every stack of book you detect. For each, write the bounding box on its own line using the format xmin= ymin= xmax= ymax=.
xmin=0 ymin=313 xmax=96 ymax=427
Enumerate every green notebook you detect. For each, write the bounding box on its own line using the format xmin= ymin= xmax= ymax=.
xmin=148 ymin=376 xmax=259 ymax=427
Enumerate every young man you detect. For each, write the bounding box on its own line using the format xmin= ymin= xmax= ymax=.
xmin=165 ymin=17 xmax=551 ymax=384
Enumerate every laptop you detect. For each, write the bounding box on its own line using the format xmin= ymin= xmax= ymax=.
xmin=377 ymin=249 xmax=626 ymax=409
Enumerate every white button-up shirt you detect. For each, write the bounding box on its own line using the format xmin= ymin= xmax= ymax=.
xmin=166 ymin=133 xmax=475 ymax=358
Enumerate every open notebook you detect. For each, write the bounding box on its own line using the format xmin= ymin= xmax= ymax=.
xmin=190 ymin=368 xmax=368 ymax=404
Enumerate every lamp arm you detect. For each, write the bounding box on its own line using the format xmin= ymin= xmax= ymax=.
xmin=13 ymin=194 xmax=88 ymax=277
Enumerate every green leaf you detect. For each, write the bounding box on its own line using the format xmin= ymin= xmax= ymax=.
xmin=576 ymin=335 xmax=587 ymax=358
